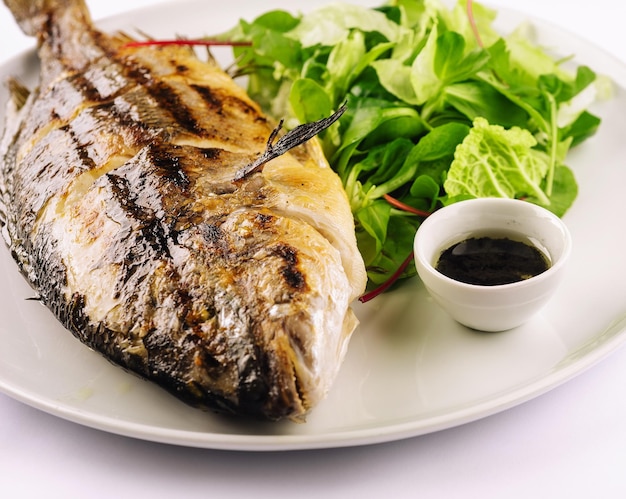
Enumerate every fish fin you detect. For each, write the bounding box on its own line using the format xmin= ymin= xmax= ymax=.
xmin=3 ymin=0 xmax=90 ymax=38
xmin=6 ymin=77 xmax=30 ymax=110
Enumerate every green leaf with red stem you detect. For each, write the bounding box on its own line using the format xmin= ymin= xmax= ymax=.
xmin=359 ymin=251 xmax=415 ymax=303
xmin=383 ymin=194 xmax=431 ymax=218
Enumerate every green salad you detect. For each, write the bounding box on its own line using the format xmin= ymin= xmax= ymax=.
xmin=219 ymin=0 xmax=606 ymax=294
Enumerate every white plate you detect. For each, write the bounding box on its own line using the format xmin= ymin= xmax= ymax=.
xmin=1 ymin=0 xmax=626 ymax=451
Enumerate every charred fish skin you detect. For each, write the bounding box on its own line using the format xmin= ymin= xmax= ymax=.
xmin=0 ymin=0 xmax=367 ymax=421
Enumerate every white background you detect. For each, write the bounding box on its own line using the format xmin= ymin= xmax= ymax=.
xmin=1 ymin=1 xmax=625 ymax=498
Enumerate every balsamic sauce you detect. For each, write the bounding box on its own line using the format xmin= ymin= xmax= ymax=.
xmin=435 ymin=236 xmax=550 ymax=286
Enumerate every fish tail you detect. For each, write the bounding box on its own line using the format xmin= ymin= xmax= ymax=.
xmin=3 ymin=0 xmax=90 ymax=38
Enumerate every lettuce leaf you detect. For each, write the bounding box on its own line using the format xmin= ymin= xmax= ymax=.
xmin=444 ymin=117 xmax=550 ymax=205
xmin=285 ymin=3 xmax=406 ymax=47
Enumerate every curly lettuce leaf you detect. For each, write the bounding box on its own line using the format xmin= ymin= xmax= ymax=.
xmin=444 ymin=117 xmax=550 ymax=205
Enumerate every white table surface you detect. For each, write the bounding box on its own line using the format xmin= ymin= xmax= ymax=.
xmin=1 ymin=1 xmax=625 ymax=498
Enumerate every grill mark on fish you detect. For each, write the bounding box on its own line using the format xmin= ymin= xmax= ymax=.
xmin=190 ymin=84 xmax=222 ymax=114
xmin=17 ymin=64 xmax=153 ymax=164
xmin=24 ymin=49 xmax=200 ymax=150
xmin=82 ymin=57 xmax=139 ymax=100
xmin=192 ymin=83 xmax=265 ymax=122
xmin=105 ymin=173 xmax=171 ymax=254
xmin=99 ymin=148 xmax=200 ymax=269
xmin=272 ymin=244 xmax=307 ymax=291
xmin=66 ymin=72 xmax=104 ymax=103
xmin=65 ymin=122 xmax=97 ymax=171
xmin=100 ymin=50 xmax=271 ymax=151
xmin=150 ymin=145 xmax=190 ymax=190
xmin=114 ymin=55 xmax=152 ymax=86
xmin=23 ymin=97 xmax=158 ymax=237
xmin=16 ymin=124 xmax=98 ymax=239
xmin=146 ymin=80 xmax=202 ymax=135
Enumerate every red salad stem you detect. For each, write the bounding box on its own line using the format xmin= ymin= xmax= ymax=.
xmin=383 ymin=194 xmax=432 ymax=218
xmin=359 ymin=251 xmax=415 ymax=303
xmin=357 ymin=195 xmax=432 ymax=302
xmin=123 ymin=39 xmax=252 ymax=48
xmin=466 ymin=0 xmax=484 ymax=48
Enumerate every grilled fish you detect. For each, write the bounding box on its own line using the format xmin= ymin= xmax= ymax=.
xmin=0 ymin=0 xmax=367 ymax=421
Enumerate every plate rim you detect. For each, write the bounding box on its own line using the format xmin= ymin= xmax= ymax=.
xmin=1 ymin=0 xmax=626 ymax=451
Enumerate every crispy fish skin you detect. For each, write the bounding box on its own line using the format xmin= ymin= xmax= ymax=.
xmin=0 ymin=0 xmax=367 ymax=420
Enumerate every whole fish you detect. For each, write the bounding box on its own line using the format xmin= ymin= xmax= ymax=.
xmin=0 ymin=0 xmax=367 ymax=421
